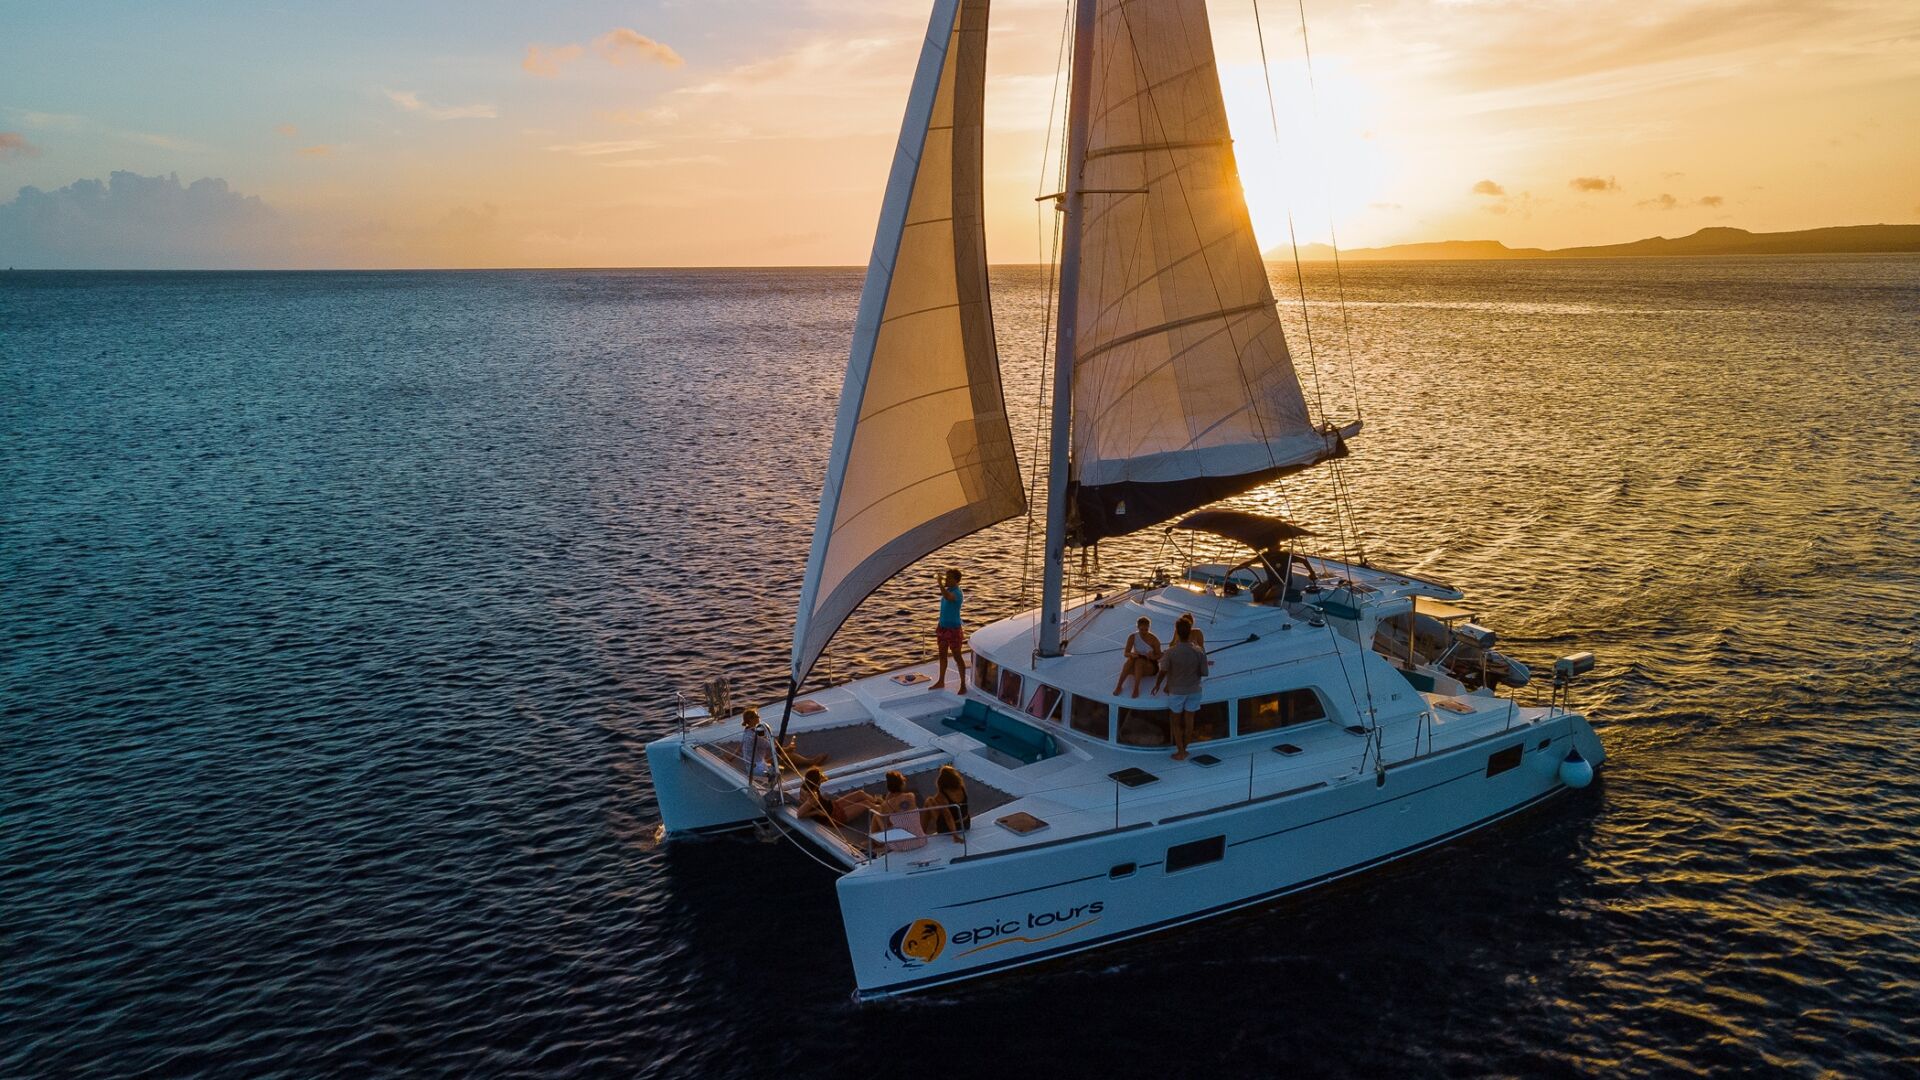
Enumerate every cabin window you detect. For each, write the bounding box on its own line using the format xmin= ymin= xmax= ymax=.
xmin=1026 ymin=683 xmax=1063 ymax=723
xmin=974 ymin=656 xmax=999 ymax=694
xmin=1166 ymin=835 xmax=1226 ymax=873
xmin=1069 ymin=695 xmax=1111 ymax=739
xmin=1192 ymin=700 xmax=1230 ymax=743
xmin=1116 ymin=706 xmax=1172 ymax=748
xmin=1486 ymin=744 xmax=1523 ymax=777
xmin=996 ymin=668 xmax=1023 ymax=707
xmin=1236 ymin=688 xmax=1329 ymax=735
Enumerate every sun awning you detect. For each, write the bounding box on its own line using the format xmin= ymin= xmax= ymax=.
xmin=1413 ymin=596 xmax=1474 ymax=622
xmin=1171 ymin=509 xmax=1313 ymax=551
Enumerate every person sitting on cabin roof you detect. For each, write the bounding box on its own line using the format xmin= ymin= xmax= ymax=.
xmin=922 ymin=764 xmax=971 ymax=844
xmin=796 ymin=767 xmax=883 ymax=827
xmin=1114 ymin=616 xmax=1161 ymax=698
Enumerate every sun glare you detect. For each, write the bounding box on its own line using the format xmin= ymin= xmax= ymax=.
xmin=1216 ymin=43 xmax=1397 ymax=254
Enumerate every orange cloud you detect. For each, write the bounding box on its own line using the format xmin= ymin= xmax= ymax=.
xmin=522 ymin=43 xmax=584 ymax=78
xmin=596 ymin=28 xmax=683 ymax=68
xmin=0 ymin=131 xmax=40 ymax=158
xmin=275 ymin=123 xmax=298 ymax=138
xmin=1471 ymin=179 xmax=1505 ymax=196
xmin=1570 ymin=176 xmax=1619 ymax=192
xmin=298 ymin=144 xmax=332 ymax=157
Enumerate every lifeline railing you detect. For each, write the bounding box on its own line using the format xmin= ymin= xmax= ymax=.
xmin=676 ymin=689 xmax=1548 ymax=870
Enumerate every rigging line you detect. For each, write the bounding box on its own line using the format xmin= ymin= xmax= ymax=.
xmin=1292 ymin=0 xmax=1362 ymax=422
xmin=1111 ymin=1 xmax=1281 ymax=469
xmin=1255 ymin=0 xmax=1360 ymax=563
xmin=1037 ymin=0 xmax=1073 ymax=201
xmin=1024 ymin=209 xmax=1065 ymax=601
xmin=1023 ymin=0 xmax=1074 ymax=601
xmin=1251 ymin=0 xmax=1331 ymax=430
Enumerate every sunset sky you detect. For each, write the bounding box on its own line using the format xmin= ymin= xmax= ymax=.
xmin=2 ymin=0 xmax=1915 ymax=268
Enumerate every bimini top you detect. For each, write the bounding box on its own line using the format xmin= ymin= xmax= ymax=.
xmin=1173 ymin=509 xmax=1313 ymax=552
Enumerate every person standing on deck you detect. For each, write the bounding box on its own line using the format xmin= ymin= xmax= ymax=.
xmin=1163 ymin=620 xmax=1207 ymax=761
xmin=932 ymin=569 xmax=967 ymax=691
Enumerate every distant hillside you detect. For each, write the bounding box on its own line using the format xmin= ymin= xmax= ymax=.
xmin=1272 ymin=225 xmax=1920 ymax=262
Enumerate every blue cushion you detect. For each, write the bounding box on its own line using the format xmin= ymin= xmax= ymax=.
xmin=961 ymin=698 xmax=990 ymax=724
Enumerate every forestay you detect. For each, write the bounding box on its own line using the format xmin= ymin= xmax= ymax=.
xmin=790 ymin=0 xmax=1024 ymax=683
xmin=1067 ymin=0 xmax=1351 ymax=544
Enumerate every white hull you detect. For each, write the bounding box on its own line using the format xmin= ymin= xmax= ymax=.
xmin=837 ymin=712 xmax=1600 ymax=997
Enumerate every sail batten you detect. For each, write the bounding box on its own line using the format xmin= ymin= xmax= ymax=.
xmin=1064 ymin=0 xmax=1348 ymax=545
xmin=789 ymin=0 xmax=1021 ymax=684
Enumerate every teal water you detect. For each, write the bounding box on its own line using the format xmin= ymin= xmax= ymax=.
xmin=4 ymin=258 xmax=1918 ymax=1076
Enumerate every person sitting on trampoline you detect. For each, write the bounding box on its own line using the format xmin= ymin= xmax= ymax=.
xmin=796 ymin=767 xmax=883 ymax=827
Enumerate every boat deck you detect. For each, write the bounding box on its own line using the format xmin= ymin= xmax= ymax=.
xmin=674 ymin=569 xmax=1551 ymax=873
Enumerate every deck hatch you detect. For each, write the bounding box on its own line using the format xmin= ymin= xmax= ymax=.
xmin=1273 ymin=743 xmax=1303 ymax=756
xmin=1109 ymin=767 xmax=1159 ymax=788
xmin=1166 ymin=835 xmax=1226 ymax=873
xmin=1486 ymin=744 xmax=1524 ymax=777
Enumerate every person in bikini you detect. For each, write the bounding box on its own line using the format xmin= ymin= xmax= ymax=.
xmin=1114 ymin=616 xmax=1161 ymax=697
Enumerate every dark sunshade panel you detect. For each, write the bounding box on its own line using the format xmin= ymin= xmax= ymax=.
xmin=1169 ymin=508 xmax=1317 ymax=552
xmin=1070 ymin=433 xmax=1349 ymax=545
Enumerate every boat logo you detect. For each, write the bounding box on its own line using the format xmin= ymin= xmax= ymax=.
xmin=887 ymin=919 xmax=947 ymax=967
xmin=888 ymin=903 xmax=1104 ymax=966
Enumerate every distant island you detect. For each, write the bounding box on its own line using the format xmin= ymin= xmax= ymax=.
xmin=1270 ymin=224 xmax=1920 ymax=262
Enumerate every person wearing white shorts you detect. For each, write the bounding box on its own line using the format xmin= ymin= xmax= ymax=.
xmin=1161 ymin=622 xmax=1207 ymax=760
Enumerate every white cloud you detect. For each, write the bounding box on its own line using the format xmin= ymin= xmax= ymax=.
xmin=545 ymin=138 xmax=662 ymax=157
xmin=383 ymin=89 xmax=497 ymax=121
xmin=604 ymin=154 xmax=723 ymax=169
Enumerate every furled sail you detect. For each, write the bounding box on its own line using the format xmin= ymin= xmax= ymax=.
xmin=1066 ymin=0 xmax=1352 ymax=544
xmin=790 ymin=0 xmax=1023 ymax=683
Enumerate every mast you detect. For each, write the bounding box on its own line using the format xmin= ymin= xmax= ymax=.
xmin=1037 ymin=0 xmax=1097 ymax=659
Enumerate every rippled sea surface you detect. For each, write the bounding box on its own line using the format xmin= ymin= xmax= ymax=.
xmin=5 ymin=258 xmax=1918 ymax=1078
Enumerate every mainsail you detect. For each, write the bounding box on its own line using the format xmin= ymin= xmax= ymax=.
xmin=790 ymin=0 xmax=1024 ymax=684
xmin=1064 ymin=0 xmax=1351 ymax=544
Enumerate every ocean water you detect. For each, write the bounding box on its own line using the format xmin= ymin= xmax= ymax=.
xmin=4 ymin=257 xmax=1917 ymax=1077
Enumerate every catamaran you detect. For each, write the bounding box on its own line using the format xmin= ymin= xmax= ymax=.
xmin=646 ymin=0 xmax=1603 ymax=999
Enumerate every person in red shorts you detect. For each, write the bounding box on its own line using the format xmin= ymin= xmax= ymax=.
xmin=932 ymin=568 xmax=967 ymax=691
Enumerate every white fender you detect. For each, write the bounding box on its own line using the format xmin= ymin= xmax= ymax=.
xmin=1558 ymin=748 xmax=1594 ymax=789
